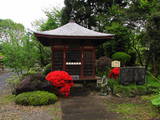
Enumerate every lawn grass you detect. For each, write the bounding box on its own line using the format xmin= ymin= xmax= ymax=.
xmin=104 ymin=95 xmax=160 ymax=120
xmin=104 ymin=72 xmax=160 ymax=120
xmin=0 ymin=94 xmax=15 ymax=105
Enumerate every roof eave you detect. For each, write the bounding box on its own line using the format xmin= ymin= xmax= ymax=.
xmin=34 ymin=32 xmax=114 ymax=40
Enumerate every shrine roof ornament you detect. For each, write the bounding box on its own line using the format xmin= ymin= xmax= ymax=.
xmin=34 ymin=21 xmax=114 ymax=39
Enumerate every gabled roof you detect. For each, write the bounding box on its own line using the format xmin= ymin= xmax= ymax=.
xmin=34 ymin=21 xmax=114 ymax=39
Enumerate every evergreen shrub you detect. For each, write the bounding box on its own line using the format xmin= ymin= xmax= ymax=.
xmin=43 ymin=63 xmax=52 ymax=76
xmin=15 ymin=91 xmax=57 ymax=106
xmin=112 ymin=52 xmax=131 ymax=65
xmin=151 ymin=95 xmax=160 ymax=108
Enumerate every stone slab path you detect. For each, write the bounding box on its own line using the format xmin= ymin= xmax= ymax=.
xmin=61 ymin=86 xmax=117 ymax=120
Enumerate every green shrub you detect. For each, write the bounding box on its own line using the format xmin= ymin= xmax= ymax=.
xmin=43 ymin=63 xmax=52 ymax=76
xmin=151 ymin=95 xmax=160 ymax=107
xmin=15 ymin=91 xmax=57 ymax=106
xmin=111 ymin=52 xmax=131 ymax=65
xmin=108 ymin=73 xmax=160 ymax=97
xmin=146 ymin=73 xmax=160 ymax=94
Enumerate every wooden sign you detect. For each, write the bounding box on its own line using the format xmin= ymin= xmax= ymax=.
xmin=72 ymin=75 xmax=79 ymax=80
xmin=111 ymin=60 xmax=120 ymax=67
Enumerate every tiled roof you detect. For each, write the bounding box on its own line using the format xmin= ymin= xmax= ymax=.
xmin=34 ymin=21 xmax=114 ymax=38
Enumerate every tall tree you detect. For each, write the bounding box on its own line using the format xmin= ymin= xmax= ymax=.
xmin=0 ymin=19 xmax=24 ymax=43
xmin=32 ymin=8 xmax=62 ymax=67
xmin=143 ymin=12 xmax=160 ymax=76
xmin=0 ymin=19 xmax=38 ymax=76
xmin=61 ymin=0 xmax=128 ymax=28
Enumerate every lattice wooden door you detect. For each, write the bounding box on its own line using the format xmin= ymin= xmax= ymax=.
xmin=83 ymin=50 xmax=95 ymax=77
xmin=66 ymin=50 xmax=81 ymax=76
xmin=52 ymin=49 xmax=64 ymax=71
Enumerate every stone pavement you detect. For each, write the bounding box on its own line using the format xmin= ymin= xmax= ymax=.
xmin=61 ymin=86 xmax=117 ymax=120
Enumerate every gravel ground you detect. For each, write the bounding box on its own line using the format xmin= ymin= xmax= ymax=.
xmin=0 ymin=72 xmax=14 ymax=95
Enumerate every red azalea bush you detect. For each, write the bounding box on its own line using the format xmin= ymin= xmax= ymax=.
xmin=108 ymin=67 xmax=120 ymax=79
xmin=45 ymin=71 xmax=74 ymax=97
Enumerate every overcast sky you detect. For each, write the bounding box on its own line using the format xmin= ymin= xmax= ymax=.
xmin=0 ymin=0 xmax=64 ymax=29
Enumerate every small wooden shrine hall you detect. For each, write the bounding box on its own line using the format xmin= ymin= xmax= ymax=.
xmin=34 ymin=21 xmax=114 ymax=80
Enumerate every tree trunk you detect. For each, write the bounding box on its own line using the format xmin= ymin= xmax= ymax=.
xmin=152 ymin=55 xmax=159 ymax=77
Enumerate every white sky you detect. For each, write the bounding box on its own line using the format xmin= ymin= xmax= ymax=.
xmin=0 ymin=0 xmax=64 ymax=29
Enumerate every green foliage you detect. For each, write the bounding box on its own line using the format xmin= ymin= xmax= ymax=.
xmin=106 ymin=22 xmax=131 ymax=53
xmin=108 ymin=73 xmax=160 ymax=97
xmin=40 ymin=8 xmax=62 ymax=31
xmin=144 ymin=11 xmax=160 ymax=76
xmin=15 ymin=91 xmax=58 ymax=106
xmin=0 ymin=19 xmax=40 ymax=76
xmin=0 ymin=19 xmax=24 ymax=43
xmin=0 ymin=95 xmax=15 ymax=105
xmin=43 ymin=63 xmax=52 ymax=76
xmin=0 ymin=53 xmax=4 ymax=56
xmin=2 ymin=33 xmax=38 ymax=77
xmin=0 ymin=52 xmax=4 ymax=62
xmin=151 ymin=96 xmax=160 ymax=107
xmin=35 ymin=42 xmax=52 ymax=67
xmin=127 ymin=49 xmax=137 ymax=66
xmin=5 ymin=75 xmax=21 ymax=91
xmin=111 ymin=52 xmax=131 ymax=65
xmin=61 ymin=0 xmax=128 ymax=26
xmin=33 ymin=9 xmax=60 ymax=67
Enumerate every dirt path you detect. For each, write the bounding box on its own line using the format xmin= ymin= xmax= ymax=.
xmin=61 ymin=86 xmax=118 ymax=120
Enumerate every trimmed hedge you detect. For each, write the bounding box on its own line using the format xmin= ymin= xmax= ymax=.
xmin=112 ymin=52 xmax=131 ymax=65
xmin=15 ymin=91 xmax=57 ymax=106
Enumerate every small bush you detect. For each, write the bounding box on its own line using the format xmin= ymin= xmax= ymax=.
xmin=43 ymin=63 xmax=52 ymax=76
xmin=151 ymin=95 xmax=160 ymax=107
xmin=15 ymin=91 xmax=57 ymax=106
xmin=112 ymin=52 xmax=131 ymax=65
xmin=96 ymin=56 xmax=112 ymax=73
xmin=13 ymin=73 xmax=54 ymax=95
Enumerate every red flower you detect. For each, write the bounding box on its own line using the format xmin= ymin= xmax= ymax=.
xmin=108 ymin=67 xmax=120 ymax=79
xmin=45 ymin=71 xmax=74 ymax=97
xmin=59 ymin=84 xmax=72 ymax=97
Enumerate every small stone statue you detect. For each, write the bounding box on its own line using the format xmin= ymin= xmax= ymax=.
xmin=97 ymin=75 xmax=110 ymax=96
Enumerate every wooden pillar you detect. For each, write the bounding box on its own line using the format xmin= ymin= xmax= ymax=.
xmin=80 ymin=46 xmax=84 ymax=78
xmin=93 ymin=47 xmax=96 ymax=78
xmin=51 ymin=46 xmax=54 ymax=71
xmin=63 ymin=45 xmax=66 ymax=71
